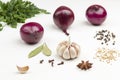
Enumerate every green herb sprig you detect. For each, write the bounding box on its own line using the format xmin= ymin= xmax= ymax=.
xmin=0 ymin=0 xmax=50 ymax=31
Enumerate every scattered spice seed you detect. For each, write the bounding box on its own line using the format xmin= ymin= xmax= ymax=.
xmin=57 ymin=61 xmax=64 ymax=65
xmin=39 ymin=59 xmax=64 ymax=67
xmin=48 ymin=59 xmax=54 ymax=63
xmin=48 ymin=59 xmax=54 ymax=67
xmin=94 ymin=48 xmax=120 ymax=64
xmin=77 ymin=61 xmax=93 ymax=70
xmin=51 ymin=62 xmax=54 ymax=67
xmin=94 ymin=30 xmax=116 ymax=45
xmin=40 ymin=60 xmax=44 ymax=64
xmin=112 ymin=41 xmax=115 ymax=45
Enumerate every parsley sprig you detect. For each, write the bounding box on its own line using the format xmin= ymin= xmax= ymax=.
xmin=0 ymin=0 xmax=50 ymax=31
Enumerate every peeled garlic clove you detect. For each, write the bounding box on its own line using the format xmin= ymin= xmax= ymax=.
xmin=69 ymin=46 xmax=77 ymax=58
xmin=62 ymin=48 xmax=70 ymax=59
xmin=17 ymin=65 xmax=29 ymax=74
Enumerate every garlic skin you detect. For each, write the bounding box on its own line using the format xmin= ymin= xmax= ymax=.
xmin=57 ymin=41 xmax=80 ymax=60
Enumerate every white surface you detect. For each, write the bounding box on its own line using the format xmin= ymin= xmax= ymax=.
xmin=0 ymin=0 xmax=120 ymax=80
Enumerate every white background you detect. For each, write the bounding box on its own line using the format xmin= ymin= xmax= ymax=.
xmin=0 ymin=0 xmax=120 ymax=80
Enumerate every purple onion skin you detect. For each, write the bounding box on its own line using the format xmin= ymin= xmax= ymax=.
xmin=53 ymin=6 xmax=74 ymax=35
xmin=86 ymin=4 xmax=107 ymax=25
xmin=20 ymin=22 xmax=44 ymax=44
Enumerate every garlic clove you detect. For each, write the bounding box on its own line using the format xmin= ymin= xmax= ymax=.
xmin=17 ymin=65 xmax=29 ymax=74
xmin=62 ymin=48 xmax=70 ymax=59
xmin=72 ymin=42 xmax=80 ymax=56
xmin=69 ymin=46 xmax=77 ymax=58
xmin=57 ymin=45 xmax=66 ymax=56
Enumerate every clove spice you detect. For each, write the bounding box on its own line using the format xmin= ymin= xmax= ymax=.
xmin=40 ymin=60 xmax=44 ymax=64
xmin=51 ymin=62 xmax=54 ymax=67
xmin=48 ymin=59 xmax=54 ymax=63
xmin=39 ymin=59 xmax=64 ymax=67
xmin=48 ymin=59 xmax=54 ymax=67
xmin=57 ymin=61 xmax=64 ymax=65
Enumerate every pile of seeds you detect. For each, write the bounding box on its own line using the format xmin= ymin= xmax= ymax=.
xmin=94 ymin=30 xmax=116 ymax=45
xmin=94 ymin=47 xmax=120 ymax=64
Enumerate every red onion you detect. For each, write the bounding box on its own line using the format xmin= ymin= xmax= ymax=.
xmin=86 ymin=4 xmax=107 ymax=25
xmin=20 ymin=22 xmax=44 ymax=44
xmin=53 ymin=6 xmax=74 ymax=35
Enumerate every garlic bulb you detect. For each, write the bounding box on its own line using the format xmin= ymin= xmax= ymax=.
xmin=57 ymin=41 xmax=80 ymax=60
